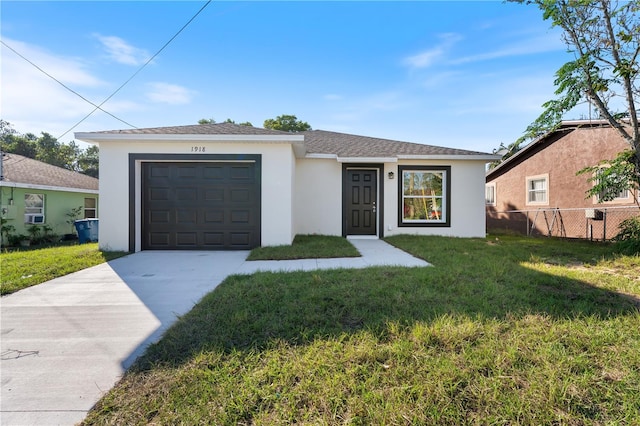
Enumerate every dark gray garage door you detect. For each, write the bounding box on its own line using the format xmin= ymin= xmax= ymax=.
xmin=142 ymin=162 xmax=260 ymax=250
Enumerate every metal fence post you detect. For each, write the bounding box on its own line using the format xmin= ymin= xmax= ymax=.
xmin=603 ymin=208 xmax=607 ymax=242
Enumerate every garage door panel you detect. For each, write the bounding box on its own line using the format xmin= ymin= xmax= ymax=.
xmin=230 ymin=210 xmax=251 ymax=223
xmin=230 ymin=188 xmax=251 ymax=202
xmin=150 ymin=210 xmax=171 ymax=224
xmin=176 ymin=210 xmax=197 ymax=224
xmin=203 ymin=166 xmax=225 ymax=179
xmin=230 ymin=232 xmax=251 ymax=247
xmin=176 ymin=166 xmax=197 ymax=178
xmin=204 ymin=188 xmax=225 ymax=201
xmin=176 ymin=187 xmax=198 ymax=201
xmin=204 ymin=210 xmax=224 ymax=223
xmin=149 ymin=232 xmax=170 ymax=247
xmin=203 ymin=232 xmax=224 ymax=246
xmin=150 ymin=164 xmax=171 ymax=178
xmin=150 ymin=188 xmax=170 ymax=201
xmin=176 ymin=232 xmax=198 ymax=246
xmin=142 ymin=161 xmax=260 ymax=250
xmin=231 ymin=167 xmax=252 ymax=180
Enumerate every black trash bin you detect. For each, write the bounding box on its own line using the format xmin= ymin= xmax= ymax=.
xmin=74 ymin=219 xmax=99 ymax=244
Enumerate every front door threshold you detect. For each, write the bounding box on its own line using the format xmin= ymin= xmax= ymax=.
xmin=347 ymin=235 xmax=379 ymax=240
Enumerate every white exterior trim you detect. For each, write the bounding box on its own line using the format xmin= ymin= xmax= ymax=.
xmin=75 ymin=133 xmax=304 ymax=143
xmin=305 ymin=153 xmax=338 ymax=159
xmin=337 ymin=157 xmax=398 ymax=163
xmin=0 ymin=181 xmax=98 ymax=194
xmin=398 ymin=154 xmax=499 ymax=161
xmin=76 ymin=133 xmax=307 ymax=158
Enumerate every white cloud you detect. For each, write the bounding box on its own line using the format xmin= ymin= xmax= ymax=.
xmin=403 ymin=33 xmax=463 ymax=69
xmin=450 ymin=33 xmax=564 ymax=65
xmin=94 ymin=34 xmax=150 ymax=66
xmin=420 ymin=71 xmax=463 ymax=89
xmin=0 ymin=38 xmax=126 ymax=137
xmin=445 ymin=73 xmax=556 ymax=116
xmin=146 ymin=82 xmax=195 ymax=105
xmin=2 ymin=38 xmax=104 ymax=87
xmin=323 ymin=93 xmax=343 ymax=101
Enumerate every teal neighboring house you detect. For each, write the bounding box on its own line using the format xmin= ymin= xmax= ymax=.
xmin=0 ymin=152 xmax=99 ymax=238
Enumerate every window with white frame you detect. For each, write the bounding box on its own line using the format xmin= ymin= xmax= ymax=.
xmin=485 ymin=183 xmax=496 ymax=206
xmin=84 ymin=197 xmax=97 ymax=218
xmin=526 ymin=174 xmax=548 ymax=205
xmin=398 ymin=166 xmax=450 ymax=227
xmin=595 ymin=168 xmax=631 ymax=202
xmin=24 ymin=193 xmax=45 ymax=223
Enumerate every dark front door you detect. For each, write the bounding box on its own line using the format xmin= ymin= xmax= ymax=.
xmin=142 ymin=162 xmax=260 ymax=250
xmin=346 ymin=169 xmax=377 ymax=235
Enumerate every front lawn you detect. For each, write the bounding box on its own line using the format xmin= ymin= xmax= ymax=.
xmin=1 ymin=243 xmax=128 ymax=295
xmin=247 ymin=234 xmax=360 ymax=260
xmin=83 ymin=235 xmax=640 ymax=425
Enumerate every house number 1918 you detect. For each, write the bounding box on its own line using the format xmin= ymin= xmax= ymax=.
xmin=191 ymin=146 xmax=205 ymax=152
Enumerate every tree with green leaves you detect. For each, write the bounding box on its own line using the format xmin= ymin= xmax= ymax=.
xmin=508 ymin=0 xmax=639 ymax=203
xmin=35 ymin=132 xmax=80 ymax=169
xmin=77 ymin=145 xmax=100 ymax=178
xmin=198 ymin=118 xmax=253 ymax=127
xmin=0 ymin=120 xmax=98 ymax=177
xmin=263 ymin=114 xmax=311 ymax=132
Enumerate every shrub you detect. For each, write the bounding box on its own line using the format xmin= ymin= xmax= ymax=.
xmin=613 ymin=215 xmax=640 ymax=255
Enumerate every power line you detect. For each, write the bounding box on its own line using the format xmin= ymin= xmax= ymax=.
xmin=57 ymin=0 xmax=213 ymax=140
xmin=1 ymin=40 xmax=138 ymax=130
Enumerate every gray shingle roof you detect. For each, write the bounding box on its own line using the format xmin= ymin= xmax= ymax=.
xmin=83 ymin=123 xmax=493 ymax=158
xmin=301 ymin=130 xmax=491 ymax=157
xmin=93 ymin=122 xmax=292 ymax=136
xmin=0 ymin=153 xmax=99 ymax=191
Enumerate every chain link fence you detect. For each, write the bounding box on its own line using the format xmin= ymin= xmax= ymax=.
xmin=487 ymin=206 xmax=640 ymax=241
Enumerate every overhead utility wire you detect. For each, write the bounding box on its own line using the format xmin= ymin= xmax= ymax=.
xmin=1 ymin=40 xmax=137 ymax=130
xmin=57 ymin=0 xmax=213 ymax=140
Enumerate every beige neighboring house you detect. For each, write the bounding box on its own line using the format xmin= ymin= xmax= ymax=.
xmin=0 ymin=153 xmax=99 ymax=238
xmin=76 ymin=123 xmax=498 ymax=252
xmin=486 ymin=120 xmax=639 ymax=239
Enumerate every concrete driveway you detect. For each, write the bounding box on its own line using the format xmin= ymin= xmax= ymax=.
xmin=1 ymin=240 xmax=428 ymax=425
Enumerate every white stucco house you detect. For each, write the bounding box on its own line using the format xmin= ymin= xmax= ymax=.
xmin=76 ymin=123 xmax=498 ymax=252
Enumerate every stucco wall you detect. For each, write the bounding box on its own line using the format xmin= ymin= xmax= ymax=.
xmin=294 ymin=158 xmax=343 ymax=236
xmin=384 ymin=160 xmax=488 ymax=238
xmin=487 ymin=126 xmax=635 ymax=212
xmin=294 ymin=158 xmax=488 ymax=239
xmin=98 ymin=140 xmax=296 ymax=252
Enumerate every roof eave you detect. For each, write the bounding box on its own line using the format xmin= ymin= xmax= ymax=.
xmin=397 ymin=154 xmax=500 ymax=161
xmin=306 ymin=154 xmax=499 ymax=162
xmin=486 ymin=119 xmax=618 ymax=178
xmin=0 ymin=181 xmax=99 ymax=193
xmin=76 ymin=132 xmax=307 ymax=157
xmin=74 ymin=132 xmax=305 ymax=143
xmin=337 ymin=156 xmax=398 ymax=163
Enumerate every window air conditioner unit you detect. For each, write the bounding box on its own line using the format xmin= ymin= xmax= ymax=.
xmin=24 ymin=214 xmax=45 ymax=224
xmin=585 ymin=209 xmax=603 ymax=220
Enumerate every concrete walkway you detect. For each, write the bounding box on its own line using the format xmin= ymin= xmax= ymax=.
xmin=1 ymin=239 xmax=428 ymax=425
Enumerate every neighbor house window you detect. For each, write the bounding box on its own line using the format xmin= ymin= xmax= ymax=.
xmin=485 ymin=183 xmax=496 ymax=206
xmin=398 ymin=166 xmax=451 ymax=227
xmin=84 ymin=197 xmax=97 ymax=218
xmin=594 ymin=168 xmax=631 ymax=202
xmin=24 ymin=193 xmax=45 ymax=223
xmin=526 ymin=174 xmax=548 ymax=205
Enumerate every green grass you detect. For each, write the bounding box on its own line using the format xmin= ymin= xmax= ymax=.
xmin=247 ymin=234 xmax=360 ymax=260
xmin=83 ymin=235 xmax=640 ymax=425
xmin=0 ymin=243 xmax=128 ymax=295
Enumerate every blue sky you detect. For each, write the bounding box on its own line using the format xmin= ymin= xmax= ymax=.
xmin=1 ymin=1 xmax=576 ymax=152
